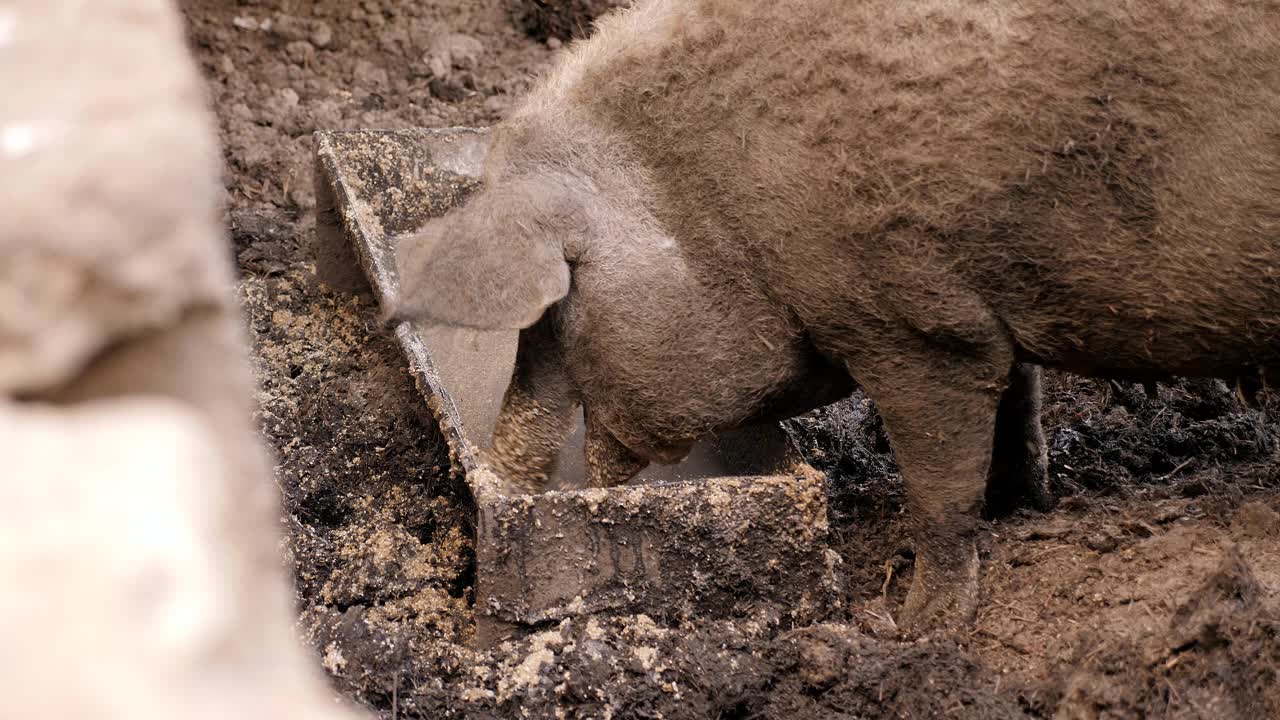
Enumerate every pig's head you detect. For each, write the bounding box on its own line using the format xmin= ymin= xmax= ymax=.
xmin=389 ymin=170 xmax=593 ymax=331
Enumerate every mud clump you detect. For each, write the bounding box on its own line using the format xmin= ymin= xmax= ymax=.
xmin=389 ymin=614 xmax=1030 ymax=719
xmin=1054 ymin=547 xmax=1280 ymax=719
xmin=766 ymin=625 xmax=1029 ymax=719
xmin=1233 ymin=501 xmax=1280 ymax=540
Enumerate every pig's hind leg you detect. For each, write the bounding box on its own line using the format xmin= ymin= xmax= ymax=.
xmin=820 ymin=279 xmax=1017 ymax=635
xmin=984 ymin=363 xmax=1055 ymax=516
xmin=851 ymin=347 xmax=1008 ymax=635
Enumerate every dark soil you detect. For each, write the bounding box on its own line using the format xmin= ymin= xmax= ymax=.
xmin=180 ymin=2 xmax=1280 ymax=717
xmin=505 ymin=0 xmax=631 ymax=42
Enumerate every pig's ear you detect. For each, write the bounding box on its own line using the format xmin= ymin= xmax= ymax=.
xmin=390 ymin=178 xmax=576 ymax=330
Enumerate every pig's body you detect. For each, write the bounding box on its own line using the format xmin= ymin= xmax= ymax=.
xmin=538 ymin=0 xmax=1280 ymax=437
xmin=394 ymin=0 xmax=1280 ymax=632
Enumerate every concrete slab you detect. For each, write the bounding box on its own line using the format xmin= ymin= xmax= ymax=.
xmin=314 ymin=128 xmax=835 ymax=644
xmin=470 ymin=466 xmax=834 ymax=634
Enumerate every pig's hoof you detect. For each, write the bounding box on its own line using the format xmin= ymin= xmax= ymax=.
xmin=477 ymin=451 xmax=550 ymax=497
xmin=986 ymin=452 xmax=1056 ymax=517
xmin=899 ymin=542 xmax=980 ymax=637
xmin=1022 ymin=472 xmax=1057 ymax=513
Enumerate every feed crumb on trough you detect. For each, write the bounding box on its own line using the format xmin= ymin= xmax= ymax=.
xmin=322 ymin=643 xmax=347 ymax=674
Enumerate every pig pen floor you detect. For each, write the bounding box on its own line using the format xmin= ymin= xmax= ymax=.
xmin=183 ymin=1 xmax=1280 ymax=717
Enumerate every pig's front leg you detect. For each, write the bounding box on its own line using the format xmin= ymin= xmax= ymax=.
xmin=984 ymin=363 xmax=1054 ymax=516
xmin=484 ymin=313 xmax=578 ymax=495
xmin=583 ymin=409 xmax=649 ymax=487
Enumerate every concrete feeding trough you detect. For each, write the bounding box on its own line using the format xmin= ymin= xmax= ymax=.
xmin=314 ymin=128 xmax=837 ymax=645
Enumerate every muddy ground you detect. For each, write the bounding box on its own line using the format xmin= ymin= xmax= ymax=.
xmin=179 ymin=2 xmax=1280 ymax=717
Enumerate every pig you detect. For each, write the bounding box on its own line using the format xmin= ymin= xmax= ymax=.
xmin=390 ymin=0 xmax=1280 ymax=634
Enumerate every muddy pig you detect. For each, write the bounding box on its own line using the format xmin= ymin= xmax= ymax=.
xmin=390 ymin=0 xmax=1280 ymax=634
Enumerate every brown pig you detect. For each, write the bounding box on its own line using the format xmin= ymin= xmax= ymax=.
xmin=391 ymin=0 xmax=1280 ymax=633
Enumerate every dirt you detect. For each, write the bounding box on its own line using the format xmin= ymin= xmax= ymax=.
xmin=179 ymin=2 xmax=1280 ymax=717
xmin=506 ymin=0 xmax=631 ymax=42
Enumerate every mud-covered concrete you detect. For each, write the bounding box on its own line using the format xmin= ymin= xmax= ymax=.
xmin=473 ymin=466 xmax=836 ymax=643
